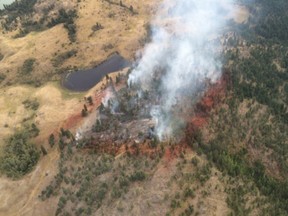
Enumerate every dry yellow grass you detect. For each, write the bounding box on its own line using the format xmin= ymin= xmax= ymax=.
xmin=0 ymin=0 xmax=157 ymax=86
xmin=0 ymin=83 xmax=82 ymax=146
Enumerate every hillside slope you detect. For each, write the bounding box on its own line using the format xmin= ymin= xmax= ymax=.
xmin=0 ymin=0 xmax=287 ymax=216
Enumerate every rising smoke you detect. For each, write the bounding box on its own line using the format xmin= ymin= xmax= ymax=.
xmin=128 ymin=0 xmax=235 ymax=140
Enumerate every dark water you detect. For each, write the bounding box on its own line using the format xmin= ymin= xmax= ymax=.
xmin=62 ymin=53 xmax=130 ymax=91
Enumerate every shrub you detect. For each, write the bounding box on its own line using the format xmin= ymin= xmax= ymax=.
xmin=191 ymin=157 xmax=199 ymax=166
xmin=81 ymin=109 xmax=88 ymax=117
xmin=129 ymin=171 xmax=146 ymax=182
xmin=41 ymin=145 xmax=48 ymax=156
xmin=183 ymin=187 xmax=195 ymax=199
xmin=0 ymin=53 xmax=4 ymax=61
xmin=49 ymin=134 xmax=55 ymax=147
xmin=22 ymin=98 xmax=39 ymax=110
xmin=0 ymin=73 xmax=6 ymax=83
xmin=30 ymin=123 xmax=40 ymax=137
xmin=51 ymin=50 xmax=77 ymax=67
xmin=180 ymin=205 xmax=194 ymax=216
xmin=20 ymin=58 xmax=36 ymax=75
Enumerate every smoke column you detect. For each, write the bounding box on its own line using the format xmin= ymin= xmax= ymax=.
xmin=128 ymin=0 xmax=235 ymax=140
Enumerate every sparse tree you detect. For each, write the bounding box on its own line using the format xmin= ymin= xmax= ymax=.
xmin=116 ymin=74 xmax=120 ymax=84
xmin=49 ymin=134 xmax=55 ymax=148
xmin=58 ymin=139 xmax=65 ymax=151
xmin=81 ymin=109 xmax=88 ymax=117
xmin=87 ymin=96 xmax=93 ymax=105
xmin=41 ymin=145 xmax=48 ymax=156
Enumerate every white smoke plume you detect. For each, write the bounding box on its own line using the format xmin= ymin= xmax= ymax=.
xmin=102 ymin=87 xmax=114 ymax=108
xmin=128 ymin=0 xmax=235 ymax=140
xmin=102 ymin=87 xmax=119 ymax=114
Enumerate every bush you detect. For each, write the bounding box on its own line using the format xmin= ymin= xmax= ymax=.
xmin=51 ymin=50 xmax=77 ymax=67
xmin=41 ymin=145 xmax=48 ymax=156
xmin=49 ymin=134 xmax=55 ymax=147
xmin=81 ymin=109 xmax=88 ymax=117
xmin=29 ymin=123 xmax=40 ymax=137
xmin=0 ymin=53 xmax=4 ymax=61
xmin=183 ymin=187 xmax=195 ymax=199
xmin=129 ymin=171 xmax=146 ymax=182
xmin=180 ymin=205 xmax=194 ymax=216
xmin=0 ymin=73 xmax=6 ymax=83
xmin=20 ymin=58 xmax=36 ymax=75
xmin=191 ymin=157 xmax=199 ymax=166
xmin=22 ymin=98 xmax=39 ymax=110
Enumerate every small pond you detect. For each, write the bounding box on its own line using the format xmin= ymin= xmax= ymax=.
xmin=62 ymin=53 xmax=130 ymax=91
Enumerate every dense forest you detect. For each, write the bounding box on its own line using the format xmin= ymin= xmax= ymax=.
xmin=197 ymin=0 xmax=288 ymax=214
xmin=254 ymin=0 xmax=288 ymax=43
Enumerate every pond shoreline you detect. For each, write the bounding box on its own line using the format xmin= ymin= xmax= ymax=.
xmin=61 ymin=53 xmax=131 ymax=92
